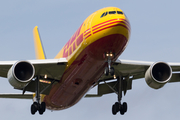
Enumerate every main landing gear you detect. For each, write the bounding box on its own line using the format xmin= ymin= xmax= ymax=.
xmin=31 ymin=76 xmax=46 ymax=115
xmin=112 ymin=77 xmax=128 ymax=115
xmin=31 ymin=101 xmax=46 ymax=115
xmin=103 ymin=52 xmax=128 ymax=115
xmin=112 ymin=102 xmax=127 ymax=115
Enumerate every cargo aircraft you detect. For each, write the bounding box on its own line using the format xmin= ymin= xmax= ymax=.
xmin=0 ymin=7 xmax=179 ymax=115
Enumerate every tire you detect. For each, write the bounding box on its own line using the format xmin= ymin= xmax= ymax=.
xmin=120 ymin=107 xmax=125 ymax=115
xmin=123 ymin=102 xmax=127 ymax=113
xmin=115 ymin=102 xmax=119 ymax=112
xmin=31 ymin=102 xmax=38 ymax=115
xmin=110 ymin=67 xmax=114 ymax=76
xmin=39 ymin=109 xmax=44 ymax=115
xmin=104 ymin=67 xmax=109 ymax=76
xmin=41 ymin=102 xmax=46 ymax=112
xmin=31 ymin=104 xmax=36 ymax=115
xmin=112 ymin=104 xmax=117 ymax=115
xmin=39 ymin=102 xmax=46 ymax=115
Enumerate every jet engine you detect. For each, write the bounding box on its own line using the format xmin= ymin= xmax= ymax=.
xmin=145 ymin=62 xmax=172 ymax=89
xmin=7 ymin=61 xmax=35 ymax=89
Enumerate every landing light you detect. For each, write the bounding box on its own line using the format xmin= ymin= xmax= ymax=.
xmin=106 ymin=53 xmax=109 ymax=56
xmin=39 ymin=80 xmax=51 ymax=84
xmin=44 ymin=74 xmax=47 ymax=79
xmin=113 ymin=75 xmax=116 ymax=79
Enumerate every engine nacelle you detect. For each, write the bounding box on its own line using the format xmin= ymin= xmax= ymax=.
xmin=7 ymin=61 xmax=35 ymax=89
xmin=145 ymin=62 xmax=172 ymax=89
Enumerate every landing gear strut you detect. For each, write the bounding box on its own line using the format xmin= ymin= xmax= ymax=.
xmin=31 ymin=76 xmax=46 ymax=115
xmin=104 ymin=52 xmax=115 ymax=76
xmin=112 ymin=77 xmax=128 ymax=115
xmin=103 ymin=52 xmax=128 ymax=115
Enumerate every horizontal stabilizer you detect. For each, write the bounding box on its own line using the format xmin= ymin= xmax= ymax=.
xmin=0 ymin=93 xmax=33 ymax=99
xmin=85 ymin=94 xmax=102 ymax=97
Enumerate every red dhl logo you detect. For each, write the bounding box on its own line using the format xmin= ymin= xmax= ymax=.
xmin=63 ymin=23 xmax=83 ymax=57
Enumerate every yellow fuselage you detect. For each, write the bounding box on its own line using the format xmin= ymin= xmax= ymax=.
xmin=44 ymin=7 xmax=130 ymax=110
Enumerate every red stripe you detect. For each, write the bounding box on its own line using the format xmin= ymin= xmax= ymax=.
xmin=93 ymin=20 xmax=130 ymax=34
xmin=122 ymin=20 xmax=129 ymax=25
xmin=121 ymin=21 xmax=130 ymax=29
xmin=84 ymin=31 xmax=91 ymax=36
xmin=92 ymin=19 xmax=130 ymax=32
xmin=124 ymin=20 xmax=130 ymax=26
xmin=93 ymin=21 xmax=122 ymax=31
xmin=85 ymin=34 xmax=91 ymax=39
xmin=84 ymin=28 xmax=90 ymax=33
xmin=93 ymin=24 xmax=130 ymax=34
xmin=92 ymin=19 xmax=121 ymax=28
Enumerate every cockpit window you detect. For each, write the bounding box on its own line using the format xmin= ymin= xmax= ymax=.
xmin=117 ymin=11 xmax=123 ymax=14
xmin=109 ymin=11 xmax=116 ymax=14
xmin=100 ymin=11 xmax=124 ymax=18
xmin=100 ymin=12 xmax=107 ymax=18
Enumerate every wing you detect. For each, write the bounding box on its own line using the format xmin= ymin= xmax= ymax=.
xmin=0 ymin=26 xmax=67 ymax=100
xmin=99 ymin=59 xmax=153 ymax=82
xmin=86 ymin=59 xmax=180 ymax=97
xmin=0 ymin=58 xmax=67 ymax=96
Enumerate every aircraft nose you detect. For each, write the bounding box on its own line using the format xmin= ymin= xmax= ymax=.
xmin=115 ymin=11 xmax=130 ymax=30
xmin=117 ymin=17 xmax=131 ymax=33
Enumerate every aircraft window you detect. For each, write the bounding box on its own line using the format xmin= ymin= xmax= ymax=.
xmin=109 ymin=11 xmax=116 ymax=14
xmin=100 ymin=12 xmax=107 ymax=18
xmin=101 ymin=11 xmax=119 ymax=18
xmin=117 ymin=11 xmax=123 ymax=14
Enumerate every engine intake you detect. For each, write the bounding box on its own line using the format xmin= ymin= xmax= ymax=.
xmin=8 ymin=61 xmax=35 ymax=89
xmin=145 ymin=62 xmax=172 ymax=89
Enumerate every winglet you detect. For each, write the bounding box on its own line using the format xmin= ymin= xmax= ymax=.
xmin=33 ymin=26 xmax=46 ymax=59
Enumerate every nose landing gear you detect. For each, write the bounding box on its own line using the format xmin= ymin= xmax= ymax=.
xmin=104 ymin=52 xmax=115 ymax=76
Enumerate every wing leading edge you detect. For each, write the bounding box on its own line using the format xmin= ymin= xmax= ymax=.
xmin=0 ymin=26 xmax=68 ymax=102
xmin=86 ymin=59 xmax=180 ymax=97
xmin=0 ymin=58 xmax=67 ymax=95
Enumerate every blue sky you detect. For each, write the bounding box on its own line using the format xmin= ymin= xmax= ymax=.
xmin=0 ymin=0 xmax=180 ymax=120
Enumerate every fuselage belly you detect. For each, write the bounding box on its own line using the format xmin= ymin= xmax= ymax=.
xmin=44 ymin=7 xmax=130 ymax=110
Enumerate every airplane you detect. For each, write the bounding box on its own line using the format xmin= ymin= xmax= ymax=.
xmin=0 ymin=6 xmax=179 ymax=115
